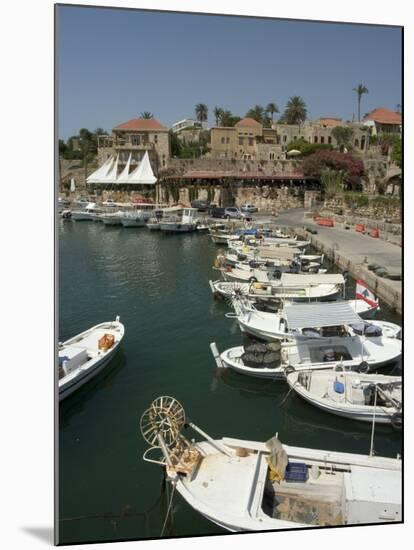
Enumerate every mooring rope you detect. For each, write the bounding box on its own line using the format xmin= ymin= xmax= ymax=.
xmin=160 ymin=482 xmax=176 ymax=537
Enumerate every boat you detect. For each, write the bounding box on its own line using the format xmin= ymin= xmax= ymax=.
xmin=232 ymin=299 xmax=401 ymax=342
xmin=100 ymin=210 xmax=124 ymax=225
xmin=141 ymin=396 xmax=402 ymax=532
xmin=220 ymin=261 xmax=327 ymax=283
xmin=59 ymin=209 xmax=72 ymax=220
xmin=58 ymin=317 xmax=125 ymax=401
xmin=215 ymin=327 xmax=402 ymax=377
xmin=146 ymin=217 xmax=161 ymax=230
xmin=71 ymin=202 xmax=103 ymax=221
xmin=159 ymin=207 xmax=199 ymax=233
xmin=120 ymin=204 xmax=156 ymax=227
xmin=285 ymin=369 xmax=402 ymax=426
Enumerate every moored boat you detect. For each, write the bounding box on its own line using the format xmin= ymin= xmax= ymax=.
xmin=286 ymin=369 xmax=402 ymax=425
xmin=141 ymin=397 xmax=402 ymax=532
xmin=58 ymin=317 xmax=125 ymax=400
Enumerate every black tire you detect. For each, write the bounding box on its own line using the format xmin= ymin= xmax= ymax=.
xmin=358 ymin=361 xmax=370 ymax=373
xmin=390 ymin=412 xmax=402 ymax=430
xmin=284 ymin=365 xmax=295 ymax=376
xmin=249 ymin=277 xmax=257 ymax=283
xmin=273 ymin=270 xmax=282 ymax=280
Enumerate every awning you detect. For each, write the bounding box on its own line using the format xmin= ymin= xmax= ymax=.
xmin=284 ymin=301 xmax=361 ymax=329
xmin=280 ymin=273 xmax=345 ymax=285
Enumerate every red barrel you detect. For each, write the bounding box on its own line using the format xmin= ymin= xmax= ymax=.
xmin=355 ymin=223 xmax=365 ymax=232
xmin=370 ymin=228 xmax=380 ymax=238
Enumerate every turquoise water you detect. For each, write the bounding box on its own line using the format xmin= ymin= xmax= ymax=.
xmin=58 ymin=220 xmax=402 ymax=544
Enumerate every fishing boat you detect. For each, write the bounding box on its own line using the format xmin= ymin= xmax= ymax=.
xmin=159 ymin=207 xmax=198 ymax=233
xmin=221 ymin=261 xmax=327 ymax=283
xmin=232 ymin=299 xmax=401 ymax=342
xmin=100 ymin=210 xmax=124 ymax=226
xmin=285 ymin=370 xmax=402 ymax=426
xmin=120 ymin=203 xmax=156 ymax=227
xmin=141 ymin=396 xmax=401 ymax=532
xmin=214 ymin=327 xmax=402 ymax=377
xmin=58 ymin=317 xmax=125 ymax=401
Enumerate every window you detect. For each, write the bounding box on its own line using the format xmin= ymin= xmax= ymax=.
xmin=283 ymin=135 xmax=287 ymax=142
xmin=226 ymin=137 xmax=230 ymax=144
xmin=320 ymin=136 xmax=325 ymax=144
xmin=248 ymin=138 xmax=254 ymax=146
xmin=328 ymin=136 xmax=332 ymax=144
xmin=131 ymin=135 xmax=141 ymax=146
xmin=154 ymin=135 xmax=158 ymax=144
xmin=314 ymin=136 xmax=318 ymax=143
xmin=276 ymin=135 xmax=280 ymax=144
xmin=293 ymin=136 xmax=297 ymax=141
xmin=239 ymin=137 xmax=244 ymax=145
xmin=354 ymin=139 xmax=359 ymax=148
xmin=221 ymin=137 xmax=225 ymax=144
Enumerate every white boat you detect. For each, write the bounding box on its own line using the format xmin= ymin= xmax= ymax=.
xmin=159 ymin=207 xmax=198 ymax=233
xmin=210 ymin=273 xmax=344 ymax=302
xmin=141 ymin=397 xmax=401 ymax=532
xmin=100 ymin=210 xmax=124 ymax=225
xmin=232 ymin=299 xmax=401 ymax=342
xmin=286 ymin=370 xmax=402 ymax=425
xmin=221 ymin=262 xmax=327 ymax=283
xmin=58 ymin=317 xmax=124 ymax=401
xmin=71 ymin=202 xmax=103 ymax=221
xmin=217 ymin=329 xmax=402 ymax=377
xmin=120 ymin=207 xmax=155 ymax=227
xmin=146 ymin=217 xmax=161 ymax=230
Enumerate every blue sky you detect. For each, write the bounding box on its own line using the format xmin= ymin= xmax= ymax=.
xmin=57 ymin=5 xmax=402 ymax=140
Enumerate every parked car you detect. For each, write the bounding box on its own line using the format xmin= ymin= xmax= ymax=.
xmin=240 ymin=203 xmax=258 ymax=213
xmin=210 ymin=207 xmax=226 ymax=219
xmin=224 ymin=207 xmax=246 ymax=219
xmin=191 ymin=199 xmax=210 ymax=212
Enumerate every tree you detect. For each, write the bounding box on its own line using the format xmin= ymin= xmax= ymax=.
xmin=282 ymin=96 xmax=307 ymax=126
xmin=353 ymin=84 xmax=369 ymax=122
xmin=220 ymin=110 xmax=241 ymax=127
xmin=320 ymin=167 xmax=345 ymax=200
xmin=266 ymin=102 xmax=279 ymax=124
xmin=245 ymin=105 xmax=270 ymax=125
xmin=213 ymin=106 xmax=224 ymax=126
xmin=287 ymin=137 xmax=332 ymax=156
xmin=169 ymin=130 xmax=182 ymax=157
xmin=331 ymin=126 xmax=354 ymax=151
xmin=302 ymin=150 xmax=364 ymax=190
xmin=59 ymin=139 xmax=68 ymax=156
xmin=195 ymin=103 xmax=208 ymax=124
xmin=94 ymin=127 xmax=108 ymax=135
xmin=140 ymin=112 xmax=154 ymax=119
xmin=391 ymin=138 xmax=402 ymax=168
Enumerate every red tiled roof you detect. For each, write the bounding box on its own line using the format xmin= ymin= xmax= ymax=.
xmin=318 ymin=118 xmax=343 ymax=127
xmin=113 ymin=118 xmax=168 ymax=131
xmin=168 ymin=170 xmax=307 ymax=180
xmin=235 ymin=118 xmax=262 ymax=128
xmin=364 ymin=108 xmax=401 ymax=125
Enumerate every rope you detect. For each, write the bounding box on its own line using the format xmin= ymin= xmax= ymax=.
xmin=59 ymin=474 xmax=166 ymax=523
xmin=160 ymin=481 xmax=176 ymax=537
xmin=279 ymin=381 xmax=299 ymax=406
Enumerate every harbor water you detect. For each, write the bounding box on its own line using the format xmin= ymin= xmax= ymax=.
xmin=58 ymin=220 xmax=402 ymax=544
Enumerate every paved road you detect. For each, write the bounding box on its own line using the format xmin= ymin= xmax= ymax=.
xmin=254 ymin=208 xmax=402 ymax=278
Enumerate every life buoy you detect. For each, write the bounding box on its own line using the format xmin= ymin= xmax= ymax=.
xmin=358 ymin=361 xmax=369 ymax=373
xmin=390 ymin=412 xmax=402 ymax=430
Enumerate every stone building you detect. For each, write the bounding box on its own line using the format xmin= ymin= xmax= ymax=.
xmin=172 ymin=118 xmax=202 ymax=143
xmin=210 ymin=118 xmax=282 ymax=161
xmin=273 ymin=118 xmax=369 ymax=152
xmin=363 ymin=107 xmax=402 ymax=136
xmin=97 ymin=117 xmax=170 ymax=173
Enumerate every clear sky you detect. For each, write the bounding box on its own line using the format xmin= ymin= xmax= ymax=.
xmin=57 ymin=5 xmax=402 ymax=140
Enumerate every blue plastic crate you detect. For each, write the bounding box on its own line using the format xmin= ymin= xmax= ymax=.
xmin=285 ymin=462 xmax=308 ymax=482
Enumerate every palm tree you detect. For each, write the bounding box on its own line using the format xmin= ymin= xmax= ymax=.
xmin=353 ymin=84 xmax=369 ymax=122
xmin=213 ymin=106 xmax=224 ymax=126
xmin=245 ymin=105 xmax=266 ymax=124
xmin=282 ymin=96 xmax=307 ymax=126
xmin=266 ymin=102 xmax=279 ymax=124
xmin=140 ymin=112 xmax=154 ymax=119
xmin=195 ymin=103 xmax=208 ymax=125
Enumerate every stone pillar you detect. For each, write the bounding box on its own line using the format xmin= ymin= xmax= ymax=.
xmin=304 ymin=190 xmax=320 ymax=209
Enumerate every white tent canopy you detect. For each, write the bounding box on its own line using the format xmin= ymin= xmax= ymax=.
xmin=127 ymin=151 xmax=157 ymax=185
xmin=100 ymin=153 xmax=119 ymax=183
xmin=116 ymin=153 xmax=132 ymax=184
xmin=284 ymin=301 xmax=362 ymax=329
xmin=86 ymin=155 xmax=115 ymax=184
